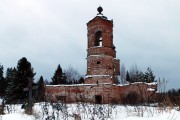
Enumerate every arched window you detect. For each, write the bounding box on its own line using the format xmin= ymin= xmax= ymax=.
xmin=94 ymin=31 xmax=102 ymax=46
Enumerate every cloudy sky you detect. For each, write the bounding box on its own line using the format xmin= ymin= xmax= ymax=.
xmin=0 ymin=0 xmax=180 ymax=90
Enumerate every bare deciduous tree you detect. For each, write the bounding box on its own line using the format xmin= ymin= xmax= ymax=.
xmin=120 ymin=63 xmax=126 ymax=84
xmin=64 ymin=65 xmax=81 ymax=84
xmin=129 ymin=64 xmax=138 ymax=80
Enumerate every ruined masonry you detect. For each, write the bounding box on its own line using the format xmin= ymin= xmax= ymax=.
xmin=45 ymin=7 xmax=157 ymax=104
xmin=85 ymin=6 xmax=120 ymax=84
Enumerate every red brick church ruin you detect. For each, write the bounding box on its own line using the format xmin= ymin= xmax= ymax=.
xmin=45 ymin=7 xmax=157 ymax=104
xmin=85 ymin=6 xmax=120 ymax=84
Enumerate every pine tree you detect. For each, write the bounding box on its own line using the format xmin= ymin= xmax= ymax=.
xmin=126 ymin=71 xmax=131 ymax=83
xmin=0 ymin=64 xmax=6 ymax=97
xmin=15 ymin=57 xmax=36 ymax=102
xmin=133 ymin=71 xmax=145 ymax=82
xmin=78 ymin=77 xmax=84 ymax=84
xmin=37 ymin=76 xmax=45 ymax=101
xmin=144 ymin=67 xmax=155 ymax=83
xmin=5 ymin=68 xmax=17 ymax=103
xmin=51 ymin=64 xmax=67 ymax=85
xmin=134 ymin=71 xmax=139 ymax=82
xmin=138 ymin=71 xmax=145 ymax=82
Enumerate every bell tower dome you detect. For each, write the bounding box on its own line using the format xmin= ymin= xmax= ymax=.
xmin=85 ymin=7 xmax=120 ymax=84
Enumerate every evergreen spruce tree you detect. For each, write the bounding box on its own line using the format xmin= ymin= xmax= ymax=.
xmin=51 ymin=64 xmax=67 ymax=85
xmin=126 ymin=71 xmax=131 ymax=83
xmin=37 ymin=76 xmax=45 ymax=101
xmin=78 ymin=77 xmax=84 ymax=84
xmin=0 ymin=64 xmax=6 ymax=96
xmin=134 ymin=71 xmax=145 ymax=82
xmin=134 ymin=71 xmax=139 ymax=82
xmin=138 ymin=71 xmax=145 ymax=82
xmin=15 ymin=57 xmax=36 ymax=102
xmin=144 ymin=67 xmax=155 ymax=83
xmin=5 ymin=68 xmax=17 ymax=103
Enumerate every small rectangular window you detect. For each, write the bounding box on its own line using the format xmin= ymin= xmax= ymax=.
xmin=56 ymin=95 xmax=67 ymax=103
xmin=95 ymin=95 xmax=102 ymax=104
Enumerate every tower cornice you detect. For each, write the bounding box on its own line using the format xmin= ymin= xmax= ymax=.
xmin=87 ymin=16 xmax=113 ymax=26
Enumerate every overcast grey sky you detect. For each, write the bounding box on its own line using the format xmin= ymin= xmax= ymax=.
xmin=0 ymin=0 xmax=180 ymax=90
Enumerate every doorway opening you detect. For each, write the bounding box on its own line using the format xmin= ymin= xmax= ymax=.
xmin=95 ymin=95 xmax=102 ymax=104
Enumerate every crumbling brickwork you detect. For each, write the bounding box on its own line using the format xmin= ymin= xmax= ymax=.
xmin=45 ymin=83 xmax=157 ymax=104
xmin=45 ymin=7 xmax=157 ymax=104
xmin=85 ymin=15 xmax=120 ymax=84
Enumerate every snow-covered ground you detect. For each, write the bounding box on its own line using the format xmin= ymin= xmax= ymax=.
xmin=0 ymin=103 xmax=180 ymax=120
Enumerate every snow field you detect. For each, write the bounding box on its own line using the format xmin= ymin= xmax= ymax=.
xmin=0 ymin=103 xmax=180 ymax=120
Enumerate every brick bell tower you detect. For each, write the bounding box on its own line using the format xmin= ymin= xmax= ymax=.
xmin=85 ymin=6 xmax=120 ymax=84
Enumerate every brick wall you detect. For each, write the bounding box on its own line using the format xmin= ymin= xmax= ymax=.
xmin=114 ymin=59 xmax=120 ymax=75
xmin=87 ymin=47 xmax=116 ymax=58
xmin=87 ymin=17 xmax=113 ymax=48
xmin=85 ymin=16 xmax=120 ymax=84
xmin=45 ymin=83 xmax=157 ymax=104
xmin=44 ymin=13 xmax=158 ymax=104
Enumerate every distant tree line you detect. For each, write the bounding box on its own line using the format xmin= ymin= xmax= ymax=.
xmin=0 ymin=57 xmax=84 ymax=104
xmin=120 ymin=64 xmax=155 ymax=83
xmin=166 ymin=88 xmax=180 ymax=106
xmin=51 ymin=65 xmax=84 ymax=85
xmin=1 ymin=57 xmax=36 ymax=103
xmin=0 ymin=64 xmax=6 ymax=97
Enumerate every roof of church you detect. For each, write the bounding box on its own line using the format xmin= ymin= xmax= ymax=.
xmin=87 ymin=7 xmax=113 ymax=26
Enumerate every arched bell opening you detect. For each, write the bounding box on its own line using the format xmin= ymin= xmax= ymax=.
xmin=94 ymin=31 xmax=103 ymax=47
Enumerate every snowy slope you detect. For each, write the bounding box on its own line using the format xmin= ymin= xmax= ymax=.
xmin=1 ymin=103 xmax=180 ymax=120
xmin=1 ymin=113 xmax=34 ymax=120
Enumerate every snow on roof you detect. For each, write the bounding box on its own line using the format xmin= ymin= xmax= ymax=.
xmin=46 ymin=84 xmax=98 ymax=87
xmin=145 ymin=82 xmax=158 ymax=85
xmin=85 ymin=75 xmax=112 ymax=78
xmin=147 ymin=88 xmax=155 ymax=91
xmin=156 ymin=91 xmax=160 ymax=93
xmin=46 ymin=83 xmax=116 ymax=87
xmin=130 ymin=82 xmax=143 ymax=84
xmin=115 ymin=84 xmax=130 ymax=86
xmin=129 ymin=82 xmax=157 ymax=85
xmin=87 ymin=54 xmax=113 ymax=58
xmin=114 ymin=58 xmax=119 ymax=60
